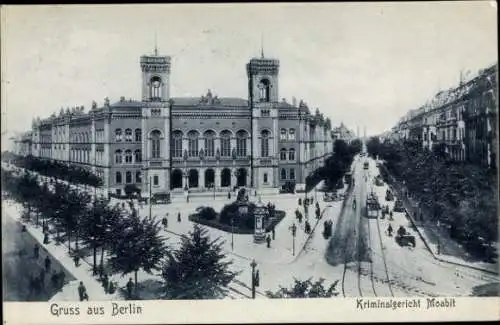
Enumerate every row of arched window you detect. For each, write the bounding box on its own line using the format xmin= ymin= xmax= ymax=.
xmin=280 ymin=128 xmax=296 ymax=140
xmin=280 ymin=148 xmax=295 ymax=161
xmin=115 ymin=149 xmax=142 ymax=164
xmin=115 ymin=128 xmax=142 ymax=142
xmin=116 ymin=171 xmax=142 ymax=184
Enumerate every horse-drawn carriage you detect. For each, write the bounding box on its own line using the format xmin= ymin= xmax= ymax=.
xmin=393 ymin=199 xmax=405 ymax=212
xmin=395 ymin=226 xmax=416 ymax=247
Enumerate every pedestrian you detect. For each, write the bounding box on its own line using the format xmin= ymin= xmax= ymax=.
xmin=102 ymin=274 xmax=109 ymax=294
xmin=305 ymin=220 xmax=311 ymax=234
xmin=33 ymin=243 xmax=40 ymax=259
xmin=297 ymin=212 xmax=303 ymax=224
xmin=108 ymin=280 xmax=116 ymax=294
xmin=126 ymin=278 xmax=134 ymax=300
xmin=387 ymin=224 xmax=393 ymax=236
xmin=162 ymin=217 xmax=168 ymax=229
xmin=43 ymin=232 xmax=49 ymax=245
xmin=177 ymin=212 xmax=181 ymax=223
xmin=271 ymin=227 xmax=275 ymax=240
xmin=266 ymin=234 xmax=271 ymax=248
xmin=73 ymin=254 xmax=80 ymax=267
xmin=44 ymin=255 xmax=51 ymax=272
xmin=78 ymin=281 xmax=86 ymax=301
xmin=228 ymin=191 xmax=231 ymax=199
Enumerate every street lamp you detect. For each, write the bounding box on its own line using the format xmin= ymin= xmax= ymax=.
xmin=231 ymin=217 xmax=234 ymax=251
xmin=250 ymin=259 xmax=258 ymax=299
xmin=290 ymin=223 xmax=297 ymax=256
xmin=149 ymin=176 xmax=152 ymax=220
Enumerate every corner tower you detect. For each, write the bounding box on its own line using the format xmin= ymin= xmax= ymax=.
xmin=140 ymin=51 xmax=172 ymax=196
xmin=247 ymin=55 xmax=280 ymax=189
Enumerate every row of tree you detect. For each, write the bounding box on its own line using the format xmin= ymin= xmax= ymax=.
xmin=306 ymin=139 xmax=362 ymax=192
xmin=5 ymin=153 xmax=103 ymax=188
xmin=2 ymin=167 xmax=338 ymax=298
xmin=367 ymin=137 xmax=498 ymax=255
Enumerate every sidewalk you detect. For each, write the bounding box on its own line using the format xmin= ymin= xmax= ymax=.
xmin=377 ymin=162 xmax=498 ymax=275
xmin=2 ymin=201 xmax=120 ymax=301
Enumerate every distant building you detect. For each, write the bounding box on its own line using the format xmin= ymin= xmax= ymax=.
xmin=390 ymin=63 xmax=498 ymax=169
xmin=14 ymin=50 xmax=334 ymax=196
xmin=331 ymin=122 xmax=356 ymax=144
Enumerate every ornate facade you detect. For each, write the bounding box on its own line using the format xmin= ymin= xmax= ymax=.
xmin=18 ymin=51 xmax=334 ymax=196
xmin=391 ymin=63 xmax=498 ymax=169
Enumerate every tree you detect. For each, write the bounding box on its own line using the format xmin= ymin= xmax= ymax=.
xmin=108 ymin=213 xmax=167 ymax=297
xmin=266 ymin=278 xmax=339 ymax=298
xmin=366 ymin=136 xmax=381 ymax=158
xmin=161 ymin=225 xmax=239 ymax=299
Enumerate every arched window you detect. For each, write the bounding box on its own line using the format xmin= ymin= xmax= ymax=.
xmin=289 ymin=148 xmax=295 ymax=160
xmin=134 ymin=149 xmax=142 ymax=162
xmin=258 ymin=78 xmax=271 ymax=102
xmin=280 ymin=168 xmax=287 ymax=180
xmin=125 ymin=129 xmax=132 ymax=142
xmin=115 ymin=171 xmax=122 ymax=184
xmin=289 ymin=168 xmax=295 ymax=180
xmin=261 ymin=130 xmax=270 ymax=157
xmin=115 ymin=129 xmax=122 ymax=142
xmin=150 ymin=76 xmax=162 ymax=101
xmin=171 ymin=131 xmax=183 ymax=158
xmin=204 ymin=130 xmax=215 ymax=157
xmin=236 ymin=130 xmax=248 ymax=157
xmin=280 ymin=128 xmax=287 ymax=140
xmin=135 ymin=128 xmax=142 ymax=142
xmin=136 ymin=171 xmax=142 ymax=183
xmin=288 ymin=128 xmax=296 ymax=140
xmin=220 ymin=130 xmax=231 ymax=157
xmin=125 ymin=171 xmax=132 ymax=183
xmin=150 ymin=130 xmax=162 ymax=158
xmin=280 ymin=148 xmax=287 ymax=160
xmin=188 ymin=130 xmax=199 ymax=157
xmin=115 ymin=150 xmax=122 ymax=164
xmin=125 ymin=150 xmax=132 ymax=163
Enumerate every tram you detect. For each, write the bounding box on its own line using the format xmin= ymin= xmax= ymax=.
xmin=365 ymin=193 xmax=380 ymax=219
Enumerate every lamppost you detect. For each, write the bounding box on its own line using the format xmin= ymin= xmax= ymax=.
xmin=290 ymin=223 xmax=297 ymax=256
xmin=212 ymin=182 xmax=216 ymax=200
xmin=250 ymin=259 xmax=259 ymax=299
xmin=231 ymin=217 xmax=234 ymax=251
xmin=148 ymin=176 xmax=152 ymax=219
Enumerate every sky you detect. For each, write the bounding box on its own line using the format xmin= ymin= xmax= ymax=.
xmin=1 ymin=2 xmax=497 ymax=150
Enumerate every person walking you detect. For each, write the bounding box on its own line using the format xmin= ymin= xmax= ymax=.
xmin=43 ymin=232 xmax=49 ymax=244
xmin=266 ymin=234 xmax=271 ymax=248
xmin=33 ymin=243 xmax=40 ymax=259
xmin=126 ymin=278 xmax=134 ymax=300
xmin=271 ymin=227 xmax=275 ymax=240
xmin=305 ymin=220 xmax=311 ymax=234
xmin=73 ymin=254 xmax=80 ymax=267
xmin=78 ymin=281 xmax=87 ymax=301
xmin=102 ymin=274 xmax=109 ymax=294
xmin=44 ymin=255 xmax=51 ymax=272
xmin=177 ymin=212 xmax=181 ymax=223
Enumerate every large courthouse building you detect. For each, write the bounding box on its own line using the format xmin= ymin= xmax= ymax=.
xmin=16 ymin=50 xmax=334 ymax=196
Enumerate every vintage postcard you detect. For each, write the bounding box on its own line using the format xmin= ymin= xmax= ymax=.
xmin=1 ymin=2 xmax=499 ymax=324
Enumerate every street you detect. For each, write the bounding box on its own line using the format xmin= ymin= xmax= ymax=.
xmin=2 ymin=208 xmax=75 ymax=301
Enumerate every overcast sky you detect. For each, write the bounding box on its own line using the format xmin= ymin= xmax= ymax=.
xmin=1 ymin=2 xmax=497 ymax=149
